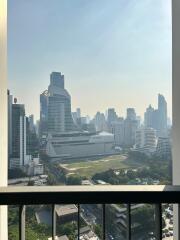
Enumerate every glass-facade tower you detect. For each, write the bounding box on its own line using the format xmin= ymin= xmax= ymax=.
xmin=48 ymin=72 xmax=76 ymax=133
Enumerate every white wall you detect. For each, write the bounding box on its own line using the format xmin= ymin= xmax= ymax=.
xmin=172 ymin=0 xmax=180 ymax=239
xmin=0 ymin=0 xmax=8 ymax=239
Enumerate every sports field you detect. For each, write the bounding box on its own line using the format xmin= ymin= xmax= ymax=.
xmin=59 ymin=154 xmax=143 ymax=178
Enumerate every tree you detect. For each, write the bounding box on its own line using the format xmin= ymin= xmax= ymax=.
xmin=66 ymin=175 xmax=82 ymax=185
xmin=8 ymin=168 xmax=27 ymax=179
xmin=27 ymin=180 xmax=34 ymax=186
xmin=94 ymin=224 xmax=103 ymax=239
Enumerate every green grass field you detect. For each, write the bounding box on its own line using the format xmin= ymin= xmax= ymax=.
xmin=59 ymin=154 xmax=144 ymax=178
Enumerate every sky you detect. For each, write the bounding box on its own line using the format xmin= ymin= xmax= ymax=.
xmin=8 ymin=0 xmax=172 ymax=121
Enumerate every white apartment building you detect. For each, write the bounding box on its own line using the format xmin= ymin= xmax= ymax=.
xmin=134 ymin=127 xmax=157 ymax=155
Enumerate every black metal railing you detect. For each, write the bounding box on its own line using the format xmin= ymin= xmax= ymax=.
xmin=1 ymin=185 xmax=180 ymax=240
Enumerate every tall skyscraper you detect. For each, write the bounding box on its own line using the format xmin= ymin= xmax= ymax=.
xmin=110 ymin=120 xmax=124 ymax=146
xmin=76 ymin=108 xmax=81 ymax=119
xmin=40 ymin=90 xmax=48 ymax=137
xmin=26 ymin=117 xmax=39 ymax=158
xmin=48 ymin=71 xmax=76 ymax=133
xmin=124 ymin=108 xmax=138 ymax=146
xmin=10 ymin=102 xmax=27 ymax=168
xmin=158 ymin=94 xmax=167 ymax=136
xmin=126 ymin=108 xmax=136 ymax=120
xmin=7 ymin=90 xmax=13 ymax=159
xmin=144 ymin=94 xmax=168 ymax=137
xmin=94 ymin=112 xmax=107 ymax=132
xmin=28 ymin=114 xmax=35 ymax=133
xmin=144 ymin=105 xmax=155 ymax=128
xmin=50 ymin=72 xmax=64 ymax=89
xmin=107 ymin=108 xmax=118 ymax=124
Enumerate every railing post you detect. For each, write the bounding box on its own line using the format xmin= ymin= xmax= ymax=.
xmin=155 ymin=204 xmax=162 ymax=240
xmin=126 ymin=204 xmax=131 ymax=240
xmin=52 ymin=204 xmax=56 ymax=240
xmin=102 ymin=204 xmax=106 ymax=240
xmin=19 ymin=205 xmax=25 ymax=240
xmin=178 ymin=204 xmax=180 ymax=240
xmin=77 ymin=204 xmax=80 ymax=240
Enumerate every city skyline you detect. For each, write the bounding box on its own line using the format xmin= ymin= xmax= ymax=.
xmin=9 ymin=71 xmax=171 ymax=128
xmin=8 ymin=0 xmax=172 ymax=120
xmin=9 ymin=85 xmax=171 ymax=123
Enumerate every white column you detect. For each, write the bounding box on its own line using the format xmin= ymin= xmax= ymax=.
xmin=172 ymin=0 xmax=180 ymax=239
xmin=0 ymin=0 xmax=8 ymax=239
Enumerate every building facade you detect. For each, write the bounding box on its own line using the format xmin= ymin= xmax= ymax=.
xmin=7 ymin=90 xmax=12 ymax=160
xmin=46 ymin=131 xmax=115 ymax=159
xmin=144 ymin=94 xmax=168 ymax=137
xmin=110 ymin=120 xmax=124 ymax=146
xmin=156 ymin=137 xmax=172 ymax=160
xmin=48 ymin=72 xmax=76 ymax=133
xmin=40 ymin=90 xmax=48 ymax=138
xmin=10 ymin=103 xmax=27 ymax=168
xmin=134 ymin=127 xmax=157 ymax=155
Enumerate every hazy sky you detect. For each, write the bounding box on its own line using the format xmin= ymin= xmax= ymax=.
xmin=8 ymin=0 xmax=172 ymax=121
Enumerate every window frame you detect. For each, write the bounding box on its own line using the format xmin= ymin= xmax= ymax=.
xmin=1 ymin=0 xmax=180 ymax=239
xmin=0 ymin=1 xmax=8 ymax=239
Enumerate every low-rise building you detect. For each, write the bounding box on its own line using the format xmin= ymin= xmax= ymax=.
xmin=77 ymin=226 xmax=99 ymax=240
xmin=48 ymin=235 xmax=69 ymax=240
xmin=34 ymin=164 xmax=44 ymax=175
xmin=46 ymin=131 xmax=115 ymax=159
xmin=55 ymin=205 xmax=78 ymax=224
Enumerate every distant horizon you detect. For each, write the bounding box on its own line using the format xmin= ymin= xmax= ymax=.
xmin=9 ymin=83 xmax=171 ymax=122
xmin=8 ymin=0 xmax=172 ymax=120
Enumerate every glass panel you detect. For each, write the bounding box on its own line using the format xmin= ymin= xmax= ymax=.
xmin=80 ymin=204 xmax=102 ymax=240
xmin=26 ymin=205 xmax=52 ymax=240
xmin=8 ymin=0 xmax=172 ymax=186
xmin=105 ymin=204 xmax=126 ymax=240
xmin=55 ymin=204 xmax=78 ymax=240
xmin=7 ymin=0 xmax=172 ymax=239
xmin=162 ymin=203 xmax=173 ymax=239
xmin=131 ymin=204 xmax=156 ymax=240
xmin=8 ymin=206 xmax=19 ymax=240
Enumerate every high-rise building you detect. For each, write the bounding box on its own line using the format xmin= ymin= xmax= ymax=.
xmin=135 ymin=127 xmax=157 ymax=155
xmin=156 ymin=136 xmax=171 ymax=160
xmin=126 ymin=108 xmax=136 ymax=120
xmin=28 ymin=114 xmax=35 ymax=133
xmin=10 ymin=102 xmax=27 ymax=169
xmin=94 ymin=112 xmax=107 ymax=132
xmin=26 ymin=117 xmax=39 ymax=158
xmin=72 ymin=108 xmax=81 ymax=126
xmin=158 ymin=94 xmax=167 ymax=136
xmin=48 ymin=71 xmax=76 ymax=133
xmin=50 ymin=72 xmax=64 ymax=89
xmin=107 ymin=108 xmax=118 ymax=124
xmin=144 ymin=105 xmax=155 ymax=128
xmin=124 ymin=119 xmax=138 ymax=146
xmin=72 ymin=112 xmax=78 ymax=125
xmin=40 ymin=90 xmax=48 ymax=137
xmin=144 ymin=94 xmax=168 ymax=137
xmin=124 ymin=108 xmax=138 ymax=146
xmin=110 ymin=120 xmax=124 ymax=146
xmin=7 ymin=90 xmax=13 ymax=159
xmin=35 ymin=120 xmax=40 ymax=136
xmin=76 ymin=108 xmax=81 ymax=119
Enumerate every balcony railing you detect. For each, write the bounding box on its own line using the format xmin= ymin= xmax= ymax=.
xmin=1 ymin=185 xmax=180 ymax=240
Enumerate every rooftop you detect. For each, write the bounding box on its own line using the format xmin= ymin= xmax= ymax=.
xmin=55 ymin=204 xmax=78 ymax=217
